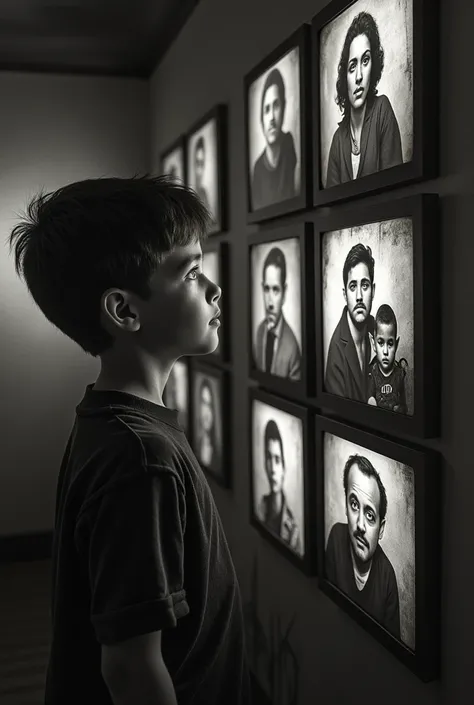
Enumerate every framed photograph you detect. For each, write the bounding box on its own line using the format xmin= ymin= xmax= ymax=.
xmin=190 ymin=361 xmax=231 ymax=488
xmin=186 ymin=104 xmax=228 ymax=235
xmin=160 ymin=135 xmax=186 ymax=184
xmin=249 ymin=387 xmax=316 ymax=575
xmin=163 ymin=358 xmax=191 ymax=436
xmin=244 ymin=24 xmax=312 ymax=223
xmin=312 ymin=0 xmax=438 ymax=206
xmin=314 ymin=193 xmax=440 ymax=439
xmin=248 ymin=222 xmax=315 ymax=400
xmin=202 ymin=240 xmax=230 ymax=364
xmin=316 ymin=414 xmax=440 ymax=681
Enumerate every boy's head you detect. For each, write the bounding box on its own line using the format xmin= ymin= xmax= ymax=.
xmin=373 ymin=304 xmax=399 ymax=373
xmin=7 ymin=174 xmax=221 ymax=362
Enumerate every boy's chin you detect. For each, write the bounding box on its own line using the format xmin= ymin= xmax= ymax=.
xmin=190 ymin=337 xmax=220 ymax=356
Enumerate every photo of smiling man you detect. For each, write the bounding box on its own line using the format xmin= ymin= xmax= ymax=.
xmin=323 ymin=431 xmax=416 ymax=648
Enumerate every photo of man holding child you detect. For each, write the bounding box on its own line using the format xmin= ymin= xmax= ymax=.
xmin=322 ymin=217 xmax=414 ymax=416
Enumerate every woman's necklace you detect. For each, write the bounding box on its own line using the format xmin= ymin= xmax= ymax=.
xmin=350 ymin=126 xmax=360 ymax=156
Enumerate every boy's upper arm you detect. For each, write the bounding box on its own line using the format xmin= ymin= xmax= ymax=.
xmin=74 ymin=467 xmax=189 ymax=647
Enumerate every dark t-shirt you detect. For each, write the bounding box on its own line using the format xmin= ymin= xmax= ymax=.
xmin=44 ymin=383 xmax=251 ymax=705
xmin=325 ymin=522 xmax=400 ymax=640
xmin=251 ymin=131 xmax=297 ymax=210
xmin=367 ymin=360 xmax=407 ymax=412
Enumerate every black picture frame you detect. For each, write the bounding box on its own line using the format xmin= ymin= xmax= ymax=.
xmin=244 ymin=24 xmax=312 ymax=224
xmin=311 ymin=0 xmax=438 ymax=207
xmin=315 ymin=414 xmax=441 ymax=682
xmin=186 ymin=104 xmax=228 ymax=236
xmin=160 ymin=134 xmax=187 ymax=184
xmin=313 ymin=193 xmax=440 ymax=439
xmin=163 ymin=356 xmax=192 ymax=438
xmin=190 ymin=360 xmax=232 ymax=489
xmin=201 ymin=240 xmax=231 ymax=365
xmin=248 ymin=221 xmax=315 ymax=401
xmin=249 ymin=386 xmax=317 ymax=575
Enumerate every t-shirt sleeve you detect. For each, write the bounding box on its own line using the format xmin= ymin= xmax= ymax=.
xmin=75 ymin=468 xmax=189 ymax=645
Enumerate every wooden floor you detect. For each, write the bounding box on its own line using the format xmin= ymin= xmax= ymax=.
xmin=0 ymin=559 xmax=52 ymax=705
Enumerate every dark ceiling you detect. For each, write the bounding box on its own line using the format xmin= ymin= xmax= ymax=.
xmin=0 ymin=0 xmax=200 ymax=78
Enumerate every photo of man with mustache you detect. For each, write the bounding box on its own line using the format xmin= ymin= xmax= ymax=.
xmin=325 ymin=242 xmax=375 ymax=402
xmin=254 ymin=246 xmax=301 ymax=380
xmin=325 ymin=453 xmax=400 ymax=639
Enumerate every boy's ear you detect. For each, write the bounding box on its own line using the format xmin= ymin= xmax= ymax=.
xmin=396 ymin=336 xmax=400 ymax=352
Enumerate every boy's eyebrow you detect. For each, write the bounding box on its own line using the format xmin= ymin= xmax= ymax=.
xmin=174 ymin=253 xmax=202 ymax=274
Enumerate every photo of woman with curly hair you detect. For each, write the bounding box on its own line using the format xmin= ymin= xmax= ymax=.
xmin=318 ymin=0 xmax=414 ymax=190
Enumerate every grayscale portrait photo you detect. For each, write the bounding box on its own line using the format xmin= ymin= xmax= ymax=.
xmin=202 ymin=250 xmax=221 ymax=356
xmin=187 ymin=119 xmax=220 ymax=233
xmin=192 ymin=370 xmax=223 ymax=480
xmin=251 ymin=238 xmax=302 ymax=381
xmin=163 ymin=360 xmax=189 ymax=434
xmin=322 ymin=217 xmax=414 ymax=415
xmin=248 ymin=47 xmax=301 ymax=211
xmin=319 ymin=0 xmax=413 ymax=188
xmin=324 ymin=431 xmax=415 ymax=649
xmin=161 ymin=145 xmax=185 ymax=184
xmin=252 ymin=398 xmax=305 ymax=558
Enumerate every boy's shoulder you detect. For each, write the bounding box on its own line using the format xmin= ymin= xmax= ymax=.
xmin=111 ymin=408 xmax=190 ymax=476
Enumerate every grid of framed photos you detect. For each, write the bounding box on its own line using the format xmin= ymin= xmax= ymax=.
xmin=241 ymin=0 xmax=441 ymax=683
xmin=159 ymin=0 xmax=441 ymax=684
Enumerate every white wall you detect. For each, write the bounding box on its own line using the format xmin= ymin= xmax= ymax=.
xmin=0 ymin=72 xmax=149 ymax=536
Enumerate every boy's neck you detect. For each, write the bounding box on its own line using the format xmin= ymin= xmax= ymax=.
xmin=94 ymin=346 xmax=178 ymax=407
xmin=377 ymin=362 xmax=394 ymax=377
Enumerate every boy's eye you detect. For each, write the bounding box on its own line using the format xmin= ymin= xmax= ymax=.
xmin=187 ymin=266 xmax=200 ymax=280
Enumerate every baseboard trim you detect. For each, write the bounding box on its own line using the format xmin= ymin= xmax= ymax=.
xmin=0 ymin=531 xmax=53 ymax=563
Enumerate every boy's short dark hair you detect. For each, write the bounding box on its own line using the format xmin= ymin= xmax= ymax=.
xmin=375 ymin=303 xmax=398 ymax=339
xmin=342 ymin=243 xmax=375 ymax=289
xmin=7 ymin=173 xmax=211 ymax=357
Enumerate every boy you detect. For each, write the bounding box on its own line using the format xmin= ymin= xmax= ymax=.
xmin=367 ymin=303 xmax=407 ymax=414
xmin=8 ymin=175 xmax=251 ymax=705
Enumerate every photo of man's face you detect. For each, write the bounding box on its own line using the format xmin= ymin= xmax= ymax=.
xmin=345 ymin=462 xmax=385 ymax=565
xmin=265 ymin=436 xmax=285 ymax=494
xmin=262 ymin=264 xmax=286 ymax=331
xmin=343 ymin=261 xmax=375 ymax=327
xmin=262 ymin=83 xmax=284 ymax=146
xmin=200 ymin=382 xmax=214 ymax=433
xmin=195 ymin=141 xmax=205 ymax=188
xmin=347 ymin=33 xmax=372 ymax=111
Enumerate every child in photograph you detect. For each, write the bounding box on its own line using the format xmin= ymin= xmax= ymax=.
xmin=367 ymin=304 xmax=407 ymax=413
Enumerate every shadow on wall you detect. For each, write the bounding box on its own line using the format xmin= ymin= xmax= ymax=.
xmin=243 ymin=553 xmax=300 ymax=705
